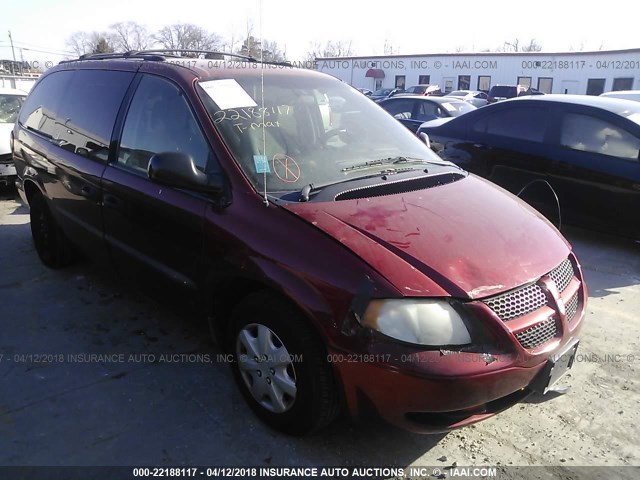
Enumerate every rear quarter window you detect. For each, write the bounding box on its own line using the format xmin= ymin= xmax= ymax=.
xmin=561 ymin=113 xmax=640 ymax=160
xmin=19 ymin=71 xmax=71 ymax=138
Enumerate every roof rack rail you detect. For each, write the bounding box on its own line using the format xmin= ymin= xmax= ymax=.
xmin=59 ymin=51 xmax=166 ymax=64
xmin=58 ymin=49 xmax=293 ymax=67
xmin=131 ymin=49 xmax=259 ymax=62
xmin=132 ymin=49 xmax=293 ymax=66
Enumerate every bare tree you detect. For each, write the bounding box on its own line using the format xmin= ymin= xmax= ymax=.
xmin=305 ymin=40 xmax=354 ymax=60
xmin=502 ymin=38 xmax=542 ymax=52
xmin=503 ymin=38 xmax=520 ymax=52
xmin=67 ymin=31 xmax=116 ymax=56
xmin=262 ymin=40 xmax=286 ymax=62
xmin=92 ymin=36 xmax=115 ymax=54
xmin=383 ymin=39 xmax=397 ymax=55
xmin=521 ymin=39 xmax=542 ymax=52
xmin=237 ymin=36 xmax=286 ymax=62
xmin=110 ymin=22 xmax=152 ymax=52
xmin=67 ymin=31 xmax=91 ymax=56
xmin=153 ymin=24 xmax=224 ymax=54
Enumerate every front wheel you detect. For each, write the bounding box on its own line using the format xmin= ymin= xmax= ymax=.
xmin=228 ymin=292 xmax=340 ymax=435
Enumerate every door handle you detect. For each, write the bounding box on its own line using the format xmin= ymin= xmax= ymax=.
xmin=102 ymin=194 xmax=123 ymax=210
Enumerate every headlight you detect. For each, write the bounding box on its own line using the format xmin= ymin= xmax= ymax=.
xmin=361 ymin=299 xmax=472 ymax=346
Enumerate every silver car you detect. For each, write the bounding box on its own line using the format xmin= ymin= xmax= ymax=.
xmin=445 ymin=90 xmax=489 ymax=108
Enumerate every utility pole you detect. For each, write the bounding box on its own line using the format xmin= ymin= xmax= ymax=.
xmin=8 ymin=30 xmax=17 ymax=75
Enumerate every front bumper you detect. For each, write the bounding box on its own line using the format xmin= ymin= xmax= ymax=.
xmin=332 ymin=254 xmax=587 ymax=433
xmin=333 ymin=336 xmax=581 ymax=433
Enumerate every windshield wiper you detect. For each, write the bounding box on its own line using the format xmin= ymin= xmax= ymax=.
xmin=340 ymin=156 xmax=433 ymax=172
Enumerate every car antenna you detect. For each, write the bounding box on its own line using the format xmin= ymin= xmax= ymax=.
xmin=259 ymin=0 xmax=268 ymax=207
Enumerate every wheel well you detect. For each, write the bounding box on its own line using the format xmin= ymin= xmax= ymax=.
xmin=208 ymin=277 xmax=328 ymax=354
xmin=23 ymin=179 xmax=42 ymax=205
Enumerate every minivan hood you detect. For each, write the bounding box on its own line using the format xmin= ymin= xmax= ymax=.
xmin=284 ymin=174 xmax=571 ymax=299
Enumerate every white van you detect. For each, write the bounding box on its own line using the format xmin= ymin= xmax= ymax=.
xmin=0 ymin=87 xmax=27 ymax=186
xmin=600 ymin=90 xmax=640 ymax=102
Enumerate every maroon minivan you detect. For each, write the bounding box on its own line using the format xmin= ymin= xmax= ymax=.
xmin=12 ymin=51 xmax=586 ymax=435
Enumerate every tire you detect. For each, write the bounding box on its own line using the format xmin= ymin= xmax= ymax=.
xmin=29 ymin=193 xmax=74 ymax=268
xmin=228 ymin=291 xmax=340 ymax=435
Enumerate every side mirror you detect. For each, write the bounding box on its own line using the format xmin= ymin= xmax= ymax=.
xmin=419 ymin=132 xmax=431 ymax=148
xmin=148 ymin=152 xmax=223 ymax=193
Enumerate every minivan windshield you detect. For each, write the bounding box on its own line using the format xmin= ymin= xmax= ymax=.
xmin=197 ymin=71 xmax=451 ymax=194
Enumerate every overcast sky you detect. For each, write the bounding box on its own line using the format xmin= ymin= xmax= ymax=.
xmin=1 ymin=0 xmax=639 ymax=64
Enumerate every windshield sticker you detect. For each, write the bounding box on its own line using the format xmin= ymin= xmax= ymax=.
xmin=200 ymin=79 xmax=257 ymax=110
xmin=253 ymin=155 xmax=271 ymax=174
xmin=272 ymin=154 xmax=300 ymax=183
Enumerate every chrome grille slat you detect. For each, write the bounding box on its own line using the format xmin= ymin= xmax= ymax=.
xmin=483 ymin=257 xmax=578 ymax=323
xmin=565 ymin=293 xmax=579 ymax=323
xmin=515 ymin=317 xmax=558 ymax=349
xmin=483 ymin=283 xmax=548 ymax=322
xmin=482 ymin=256 xmax=582 ymax=350
xmin=549 ymin=258 xmax=574 ymax=293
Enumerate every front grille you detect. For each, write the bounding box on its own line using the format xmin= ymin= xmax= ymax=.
xmin=483 ymin=257 xmax=577 ymax=322
xmin=565 ymin=293 xmax=579 ymax=323
xmin=0 ymin=153 xmax=12 ymax=163
xmin=483 ymin=283 xmax=547 ymax=322
xmin=515 ymin=317 xmax=558 ymax=349
xmin=549 ymin=258 xmax=574 ymax=293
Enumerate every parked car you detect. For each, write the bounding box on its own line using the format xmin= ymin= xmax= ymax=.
xmin=600 ymin=90 xmax=640 ymax=102
xmin=13 ymin=52 xmax=586 ymax=436
xmin=356 ymin=87 xmax=373 ymax=96
xmin=378 ymin=95 xmax=476 ymax=133
xmin=0 ymin=87 xmax=27 ymax=187
xmin=417 ymin=95 xmax=640 ymax=239
xmin=487 ymin=84 xmax=543 ymax=104
xmin=445 ymin=90 xmax=489 ymax=108
xmin=369 ymin=87 xmax=404 ymax=101
xmin=402 ymin=84 xmax=442 ymax=96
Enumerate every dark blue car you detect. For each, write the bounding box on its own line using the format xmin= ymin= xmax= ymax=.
xmin=417 ymin=95 xmax=640 ymax=239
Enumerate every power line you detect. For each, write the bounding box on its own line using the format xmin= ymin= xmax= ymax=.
xmin=0 ymin=39 xmax=73 ymax=56
xmin=0 ymin=45 xmax=72 ymax=57
xmin=11 ymin=40 xmax=73 ymax=55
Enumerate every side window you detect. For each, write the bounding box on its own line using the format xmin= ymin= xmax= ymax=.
xmin=55 ymin=70 xmax=135 ymax=162
xmin=472 ymin=107 xmax=547 ymax=142
xmin=415 ymin=102 xmax=438 ymax=122
xmin=383 ymin=99 xmax=414 ymax=120
xmin=18 ymin=71 xmax=71 ymax=138
xmin=561 ymin=113 xmax=640 ymax=160
xmin=118 ymin=75 xmax=215 ymax=173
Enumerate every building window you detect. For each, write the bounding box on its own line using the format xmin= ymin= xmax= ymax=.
xmin=395 ymin=75 xmax=406 ymax=90
xmin=375 ymin=79 xmax=383 ymax=90
xmin=458 ymin=75 xmax=471 ymax=90
xmin=477 ymin=76 xmax=491 ymax=92
xmin=517 ymin=76 xmax=532 ymax=87
xmin=418 ymin=75 xmax=430 ymax=84
xmin=586 ymin=79 xmax=606 ymax=96
xmin=612 ymin=78 xmax=634 ymax=91
xmin=537 ymin=77 xmax=553 ymax=94
xmin=444 ymin=79 xmax=454 ymax=93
